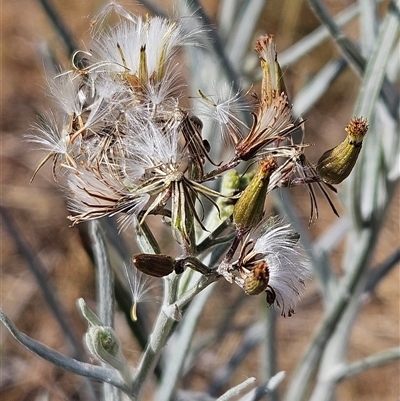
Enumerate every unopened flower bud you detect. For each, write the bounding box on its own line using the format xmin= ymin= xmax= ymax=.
xmin=317 ymin=117 xmax=368 ymax=184
xmin=85 ymin=326 xmax=126 ymax=371
xmin=241 ymin=261 xmax=270 ymax=295
xmin=216 ymin=170 xmax=255 ymax=223
xmin=233 ymin=157 xmax=277 ymax=230
xmin=132 ymin=253 xmax=177 ymax=277
xmin=78 ymin=299 xmax=130 ymax=382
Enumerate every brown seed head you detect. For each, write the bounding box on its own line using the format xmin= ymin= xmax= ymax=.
xmin=241 ymin=260 xmax=270 ymax=295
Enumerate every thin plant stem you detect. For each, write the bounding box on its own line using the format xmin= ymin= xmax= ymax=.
xmin=155 ymin=283 xmax=216 ymax=401
xmin=196 ymin=216 xmax=234 ymax=255
xmin=131 ymin=273 xmax=181 ymax=397
xmin=0 ymin=311 xmax=130 ymax=395
xmin=88 ymin=220 xmax=119 ymax=400
xmin=36 ymin=0 xmax=78 ymax=57
xmin=183 ymin=0 xmax=242 ymax=95
xmin=89 ymin=220 xmax=114 ymax=327
xmin=307 ymin=0 xmax=398 ymax=118
xmin=329 ymin=347 xmax=400 ymax=382
xmin=216 ymin=377 xmax=256 ymax=401
xmin=0 ymin=207 xmax=85 ymax=361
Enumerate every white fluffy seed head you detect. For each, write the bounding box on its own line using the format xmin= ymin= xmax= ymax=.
xmin=252 ymin=219 xmax=310 ymax=316
xmin=196 ymin=83 xmax=255 ymax=143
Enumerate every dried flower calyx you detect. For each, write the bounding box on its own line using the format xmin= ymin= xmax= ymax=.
xmin=235 ymin=35 xmax=297 ymax=161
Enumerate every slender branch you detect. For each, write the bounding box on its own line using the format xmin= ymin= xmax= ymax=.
xmin=196 ymin=215 xmax=234 ymax=255
xmin=133 ymin=218 xmax=161 ymax=254
xmin=364 ymin=247 xmax=400 ymax=296
xmin=173 ymin=274 xmax=219 ymax=312
xmin=216 ymin=377 xmax=256 ymax=401
xmin=131 ymin=273 xmax=180 ymax=396
xmin=89 ymin=220 xmax=114 ymax=327
xmin=329 ymin=347 xmax=400 ymax=383
xmin=155 ymin=284 xmax=215 ymax=401
xmin=0 ymin=206 xmax=85 ymax=361
xmin=184 ymin=0 xmax=242 ymax=94
xmin=36 ymin=0 xmax=78 ymax=57
xmin=88 ymin=221 xmax=119 ymax=400
xmin=209 ymin=322 xmax=264 ymax=397
xmin=307 ymin=0 xmax=398 ymax=118
xmin=0 ymin=311 xmax=130 ymax=394
xmin=238 ymin=372 xmax=286 ymax=401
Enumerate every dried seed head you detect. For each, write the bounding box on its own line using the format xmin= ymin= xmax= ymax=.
xmin=241 ymin=261 xmax=270 ymax=295
xmin=233 ymin=157 xmax=277 ymax=230
xmin=132 ymin=253 xmax=176 ymax=277
xmin=234 ymin=36 xmax=295 ymax=162
xmin=228 ymin=218 xmax=309 ymax=317
xmin=317 ymin=117 xmax=368 ymax=184
xmin=254 ymin=34 xmax=286 ymax=107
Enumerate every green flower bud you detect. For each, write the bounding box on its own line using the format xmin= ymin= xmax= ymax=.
xmin=317 ymin=117 xmax=368 ymax=184
xmin=233 ymin=157 xmax=277 ymax=230
xmin=85 ymin=326 xmax=126 ymax=372
xmin=132 ymin=253 xmax=176 ymax=277
xmin=78 ymin=299 xmax=131 ymax=383
xmin=216 ymin=169 xmax=255 ymax=221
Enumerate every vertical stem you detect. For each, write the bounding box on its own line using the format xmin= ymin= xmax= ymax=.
xmin=89 ymin=221 xmax=114 ymax=327
xmin=263 ymin=306 xmax=278 ymax=401
xmin=284 ymin=228 xmax=375 ymax=401
xmin=132 ymin=273 xmax=180 ymax=397
xmin=88 ymin=220 xmax=120 ymax=401
xmin=155 ymin=283 xmax=216 ymax=401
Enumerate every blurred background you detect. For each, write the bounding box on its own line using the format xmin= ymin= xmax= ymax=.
xmin=1 ymin=0 xmax=399 ymax=400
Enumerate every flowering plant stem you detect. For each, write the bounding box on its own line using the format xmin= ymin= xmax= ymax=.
xmin=0 ymin=311 xmax=130 ymax=393
xmin=89 ymin=221 xmax=114 ymax=327
xmin=131 ymin=273 xmax=180 ymax=397
xmin=155 ymin=283 xmax=216 ymax=401
xmin=89 ymin=220 xmax=122 ymax=400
